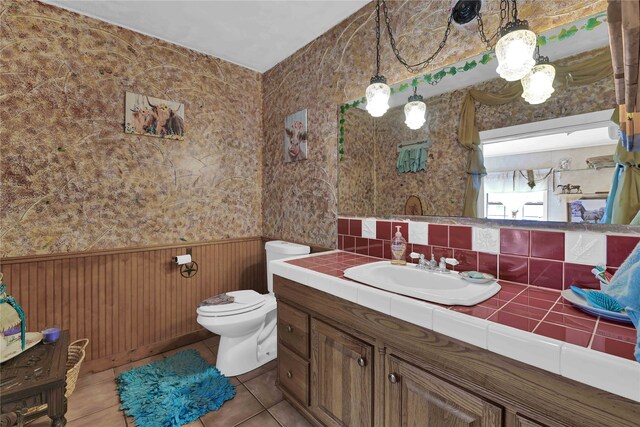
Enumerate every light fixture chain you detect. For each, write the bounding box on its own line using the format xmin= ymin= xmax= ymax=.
xmin=381 ymin=0 xmax=453 ymax=74
xmin=477 ymin=0 xmax=509 ymax=50
xmin=375 ymin=0 xmax=382 ymax=76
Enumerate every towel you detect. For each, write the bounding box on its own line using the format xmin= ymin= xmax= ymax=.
xmin=198 ymin=293 xmax=235 ymax=307
xmin=586 ymin=155 xmax=616 ymax=170
xmin=604 ymin=242 xmax=640 ymax=362
xmin=397 ymin=147 xmax=428 ymax=174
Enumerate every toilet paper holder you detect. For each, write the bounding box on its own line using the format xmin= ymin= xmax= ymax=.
xmin=173 ymin=254 xmax=192 ymax=265
xmin=174 ymin=247 xmax=198 ymax=278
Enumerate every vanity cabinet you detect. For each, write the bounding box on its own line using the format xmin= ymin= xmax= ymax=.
xmin=386 ymin=355 xmax=502 ymax=427
xmin=310 ymin=319 xmax=373 ymax=427
xmin=274 ymin=275 xmax=640 ymax=427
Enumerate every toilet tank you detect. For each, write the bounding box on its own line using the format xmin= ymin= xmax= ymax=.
xmin=265 ymin=241 xmax=310 ymax=292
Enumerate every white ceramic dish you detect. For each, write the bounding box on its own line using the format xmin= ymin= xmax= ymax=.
xmin=0 ymin=332 xmax=43 ymax=363
xmin=458 ymin=271 xmax=496 ymax=284
xmin=561 ymin=289 xmax=632 ymax=324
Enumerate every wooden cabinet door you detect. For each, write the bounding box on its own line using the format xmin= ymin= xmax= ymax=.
xmin=386 ymin=355 xmax=502 ymax=427
xmin=513 ymin=414 xmax=547 ymax=427
xmin=310 ymin=319 xmax=374 ymax=427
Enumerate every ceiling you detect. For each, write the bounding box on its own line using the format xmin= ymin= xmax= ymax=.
xmin=43 ymin=0 xmax=369 ymax=72
xmin=481 ymin=109 xmax=618 ymax=158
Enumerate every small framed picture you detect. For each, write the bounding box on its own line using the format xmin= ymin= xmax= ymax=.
xmin=284 ymin=109 xmax=308 ymax=163
xmin=567 ymin=195 xmax=608 ymax=223
xmin=125 ymin=92 xmax=185 ymax=140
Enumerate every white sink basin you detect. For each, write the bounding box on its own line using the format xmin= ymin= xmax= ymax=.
xmin=343 ymin=261 xmax=501 ymax=306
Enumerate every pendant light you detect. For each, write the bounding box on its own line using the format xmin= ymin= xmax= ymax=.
xmin=521 ymin=49 xmax=555 ymax=105
xmin=366 ymin=0 xmax=390 ymax=117
xmin=495 ymin=0 xmax=536 ymax=81
xmin=404 ymin=87 xmax=427 ymax=130
xmin=366 ymin=76 xmax=390 ymax=117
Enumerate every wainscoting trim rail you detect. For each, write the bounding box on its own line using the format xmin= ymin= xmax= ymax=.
xmin=0 ymin=236 xmax=263 ymax=264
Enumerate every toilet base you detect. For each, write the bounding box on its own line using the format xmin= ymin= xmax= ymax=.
xmin=215 ymin=328 xmax=277 ymax=376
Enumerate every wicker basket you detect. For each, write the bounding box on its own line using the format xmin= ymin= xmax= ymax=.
xmin=20 ymin=338 xmax=89 ymax=426
xmin=64 ymin=338 xmax=88 ymax=397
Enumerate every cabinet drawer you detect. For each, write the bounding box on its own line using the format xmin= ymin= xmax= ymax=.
xmin=278 ymin=344 xmax=310 ymax=406
xmin=278 ymin=302 xmax=309 ymax=358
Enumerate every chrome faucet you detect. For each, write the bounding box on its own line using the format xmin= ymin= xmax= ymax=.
xmin=409 ymin=252 xmax=435 ymax=270
xmin=438 ymin=257 xmax=459 ymax=273
xmin=418 ymin=254 xmax=430 ymax=270
xmin=427 ymin=254 xmax=437 ymax=270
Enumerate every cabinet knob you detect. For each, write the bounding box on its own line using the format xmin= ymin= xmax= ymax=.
xmin=357 ymin=357 xmax=366 ymax=367
xmin=286 ymin=325 xmax=293 ymax=333
xmin=286 ymin=370 xmax=293 ymax=379
xmin=388 ymin=373 xmax=399 ymax=383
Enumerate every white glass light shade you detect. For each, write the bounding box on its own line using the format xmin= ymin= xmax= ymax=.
xmin=521 ymin=63 xmax=555 ymax=105
xmin=495 ymin=28 xmax=537 ymax=81
xmin=366 ymin=82 xmax=390 ymax=117
xmin=404 ymin=100 xmax=427 ymax=130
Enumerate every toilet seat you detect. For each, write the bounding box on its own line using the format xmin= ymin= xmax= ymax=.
xmin=197 ymin=290 xmax=266 ymax=317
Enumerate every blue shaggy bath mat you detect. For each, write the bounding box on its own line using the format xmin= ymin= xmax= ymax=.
xmin=117 ymin=350 xmax=236 ymax=427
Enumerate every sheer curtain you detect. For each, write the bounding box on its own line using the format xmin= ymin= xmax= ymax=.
xmin=484 ymin=169 xmax=552 ymax=194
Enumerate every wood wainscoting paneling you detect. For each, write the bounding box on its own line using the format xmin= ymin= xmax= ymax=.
xmin=0 ymin=237 xmax=266 ymax=373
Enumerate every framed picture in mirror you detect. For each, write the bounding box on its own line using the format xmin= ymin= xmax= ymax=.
xmin=568 ymin=195 xmax=608 ymax=224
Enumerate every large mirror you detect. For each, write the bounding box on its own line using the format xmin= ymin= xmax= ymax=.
xmin=338 ymin=14 xmax=638 ymax=226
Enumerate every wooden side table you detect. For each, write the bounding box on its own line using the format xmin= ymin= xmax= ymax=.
xmin=1 ymin=331 xmax=69 ymax=426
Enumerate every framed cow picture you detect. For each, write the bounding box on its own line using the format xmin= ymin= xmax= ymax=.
xmin=125 ymin=92 xmax=185 ymax=140
xmin=284 ymin=109 xmax=308 ymax=163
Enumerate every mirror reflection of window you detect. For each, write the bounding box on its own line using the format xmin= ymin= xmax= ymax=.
xmin=479 ymin=110 xmax=617 ymax=222
xmin=486 ymin=201 xmax=507 ymax=220
xmin=485 ymin=192 xmax=546 ymax=221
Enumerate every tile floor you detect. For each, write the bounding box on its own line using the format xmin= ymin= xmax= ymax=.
xmin=28 ymin=337 xmax=311 ymax=427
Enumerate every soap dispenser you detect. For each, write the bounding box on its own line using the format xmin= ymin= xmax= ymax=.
xmin=390 ymin=226 xmax=407 ymax=265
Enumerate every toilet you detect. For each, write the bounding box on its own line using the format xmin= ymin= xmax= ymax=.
xmin=196 ymin=240 xmax=310 ymax=376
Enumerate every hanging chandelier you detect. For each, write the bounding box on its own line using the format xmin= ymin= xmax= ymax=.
xmin=521 ymin=48 xmax=555 ymax=105
xmin=404 ymin=87 xmax=427 ymax=130
xmin=365 ymin=0 xmax=390 ymax=117
xmin=365 ymin=0 xmax=544 ymax=118
xmin=494 ymin=1 xmax=537 ymax=81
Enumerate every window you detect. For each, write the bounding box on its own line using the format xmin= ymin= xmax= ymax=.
xmin=485 ymin=192 xmax=546 ymax=221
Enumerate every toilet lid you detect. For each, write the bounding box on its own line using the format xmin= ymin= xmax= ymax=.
xmin=197 ymin=290 xmax=266 ymax=316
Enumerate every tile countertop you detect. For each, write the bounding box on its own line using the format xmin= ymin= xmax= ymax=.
xmin=270 ymin=250 xmax=640 ymax=402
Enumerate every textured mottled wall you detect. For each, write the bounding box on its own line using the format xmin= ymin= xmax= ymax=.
xmin=262 ymin=0 xmax=607 ymax=249
xmin=339 ymin=107 xmax=375 ymax=216
xmin=340 ymin=48 xmax=615 ymax=218
xmin=1 ymin=1 xmax=263 ymax=257
xmin=374 ymin=92 xmax=467 ymax=217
